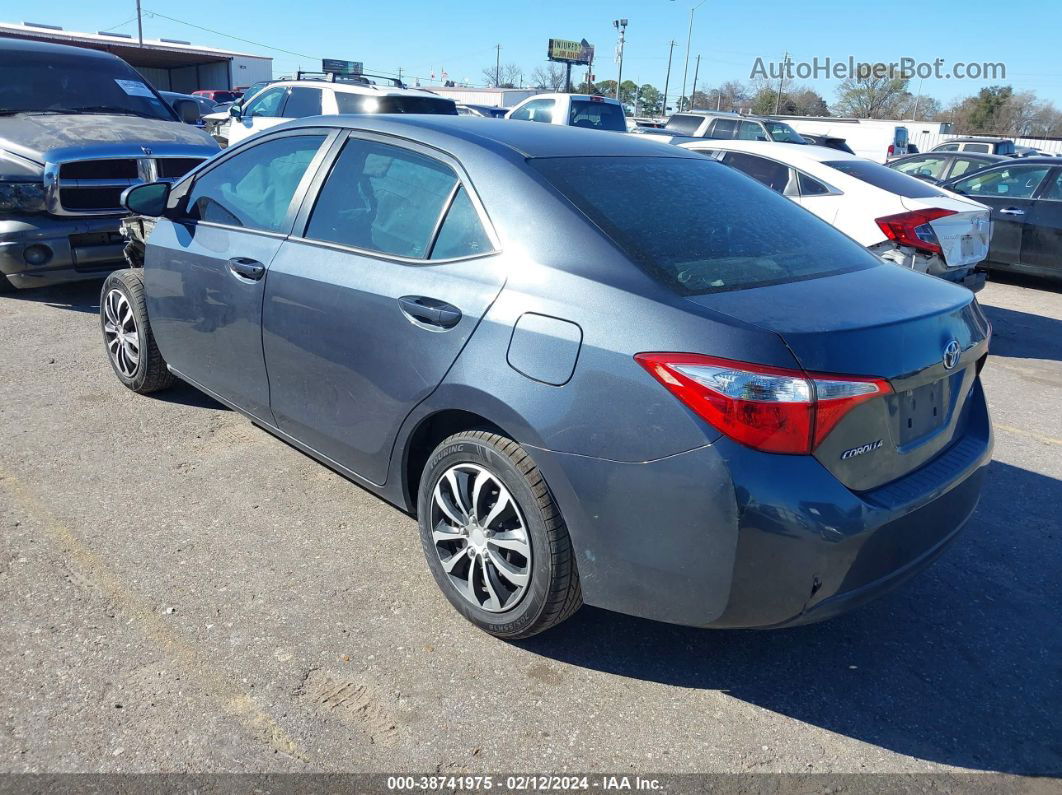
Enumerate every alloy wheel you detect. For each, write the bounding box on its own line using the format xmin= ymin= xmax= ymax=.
xmin=103 ymin=288 xmax=140 ymax=378
xmin=429 ymin=463 xmax=532 ymax=613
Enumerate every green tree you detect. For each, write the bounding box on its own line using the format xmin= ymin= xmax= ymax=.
xmin=636 ymin=84 xmax=662 ymax=116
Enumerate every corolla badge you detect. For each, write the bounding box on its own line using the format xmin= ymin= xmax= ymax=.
xmin=943 ymin=340 xmax=961 ymax=370
xmin=841 ymin=440 xmax=883 ymax=460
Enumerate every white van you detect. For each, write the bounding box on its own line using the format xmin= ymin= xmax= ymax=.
xmin=771 ymin=117 xmax=909 ymax=163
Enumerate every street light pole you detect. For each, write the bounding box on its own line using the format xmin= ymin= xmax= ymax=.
xmin=136 ymin=0 xmax=143 ymax=47
xmin=691 ymin=53 xmax=701 ymax=109
xmin=613 ymin=19 xmax=628 ymax=102
xmin=662 ymin=40 xmax=675 ymax=117
xmin=680 ymin=0 xmax=706 ymax=112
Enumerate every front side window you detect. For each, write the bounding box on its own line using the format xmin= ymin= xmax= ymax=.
xmin=569 ymin=100 xmax=627 ymax=131
xmin=951 ymin=165 xmax=1051 ymax=199
xmin=509 ymin=99 xmax=554 ymax=123
xmin=531 ymin=155 xmax=878 ymax=296
xmin=184 ymin=135 xmax=325 ymax=232
xmin=893 ymin=156 xmax=949 ymax=181
xmin=243 ymin=87 xmax=287 ymax=118
xmin=936 ymin=143 xmax=960 ymax=152
xmin=948 ymin=157 xmax=989 ymax=179
xmin=282 ymin=87 xmax=322 ymax=118
xmin=306 ymin=138 xmax=458 ymax=258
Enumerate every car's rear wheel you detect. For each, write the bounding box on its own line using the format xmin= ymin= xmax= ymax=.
xmin=417 ymin=431 xmax=582 ymax=639
xmin=100 ymin=269 xmax=176 ymax=394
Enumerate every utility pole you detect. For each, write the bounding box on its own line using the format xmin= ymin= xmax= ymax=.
xmin=691 ymin=54 xmax=701 ymax=109
xmin=773 ymin=51 xmax=791 ymax=114
xmin=495 ymin=44 xmax=501 ymax=87
xmin=613 ymin=19 xmax=628 ymax=101
xmin=662 ymin=40 xmax=676 ymax=117
xmin=135 ymin=0 xmax=143 ymax=46
xmin=680 ymin=0 xmax=706 ymax=113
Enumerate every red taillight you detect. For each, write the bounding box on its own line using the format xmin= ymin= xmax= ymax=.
xmin=876 ymin=208 xmax=957 ymax=255
xmin=888 ymin=144 xmax=895 ymax=156
xmin=635 ymin=353 xmax=892 ymax=455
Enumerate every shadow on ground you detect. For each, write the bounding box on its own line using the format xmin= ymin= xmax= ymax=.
xmin=519 ymin=460 xmax=1062 ymax=775
xmin=981 ymin=303 xmax=1062 ymax=363
xmin=1 ymin=279 xmax=103 ymax=314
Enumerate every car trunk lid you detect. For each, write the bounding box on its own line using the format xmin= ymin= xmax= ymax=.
xmin=685 ymin=264 xmax=990 ymax=490
xmin=900 ymin=194 xmax=991 ymax=267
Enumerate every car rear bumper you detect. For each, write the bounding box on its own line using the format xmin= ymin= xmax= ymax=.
xmin=529 ymin=387 xmax=992 ymax=629
xmin=0 ymin=215 xmax=126 ymax=289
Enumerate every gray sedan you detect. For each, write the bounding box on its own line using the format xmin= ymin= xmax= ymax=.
xmin=103 ymin=116 xmax=992 ymax=638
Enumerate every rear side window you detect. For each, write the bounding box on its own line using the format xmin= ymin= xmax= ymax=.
xmin=798 ymin=172 xmax=831 ymax=196
xmin=282 ymin=87 xmax=322 ymax=118
xmin=306 ymin=138 xmax=458 ymax=258
xmin=184 ymin=134 xmax=324 ymax=232
xmin=334 ymin=93 xmax=457 ymax=115
xmin=964 ymin=143 xmax=991 ymax=154
xmin=736 ymin=120 xmax=768 ymax=141
xmin=722 ymin=152 xmax=791 ymax=194
xmin=708 ymin=119 xmax=737 ymax=139
xmin=664 ymin=114 xmax=703 ymax=136
xmin=569 ymin=100 xmax=627 ymax=132
xmin=531 ymin=156 xmax=878 ymax=295
xmin=430 ymin=187 xmax=492 ymax=259
xmin=824 ymin=159 xmax=945 ymax=198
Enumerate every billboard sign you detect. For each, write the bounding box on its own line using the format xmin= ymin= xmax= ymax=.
xmin=547 ymin=38 xmax=594 ymax=65
xmin=322 ymin=59 xmax=363 ymax=76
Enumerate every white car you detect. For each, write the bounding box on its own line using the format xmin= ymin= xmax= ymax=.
xmin=505 ymin=93 xmax=627 ymax=132
xmin=680 ymin=139 xmax=992 ymax=290
xmin=217 ymin=79 xmax=457 ymax=147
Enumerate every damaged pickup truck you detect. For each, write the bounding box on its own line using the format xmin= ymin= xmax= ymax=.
xmin=0 ymin=37 xmax=218 ymax=292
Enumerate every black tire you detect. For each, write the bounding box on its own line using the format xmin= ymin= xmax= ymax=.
xmin=100 ymin=269 xmax=176 ymax=394
xmin=417 ymin=431 xmax=582 ymax=639
xmin=0 ymin=274 xmax=15 ymax=294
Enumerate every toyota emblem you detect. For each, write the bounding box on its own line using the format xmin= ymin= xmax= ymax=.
xmin=943 ymin=340 xmax=961 ymax=370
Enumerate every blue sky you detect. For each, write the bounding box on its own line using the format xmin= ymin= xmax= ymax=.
xmin=18 ymin=0 xmax=1062 ymax=107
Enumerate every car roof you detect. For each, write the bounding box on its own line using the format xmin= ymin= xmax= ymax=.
xmin=267 ymin=79 xmax=446 ymax=99
xmin=945 ymin=137 xmax=1014 ymax=143
xmin=0 ymin=34 xmax=120 ymax=61
xmin=679 ymin=138 xmax=854 ymax=165
xmin=525 ymin=93 xmax=621 ymax=105
xmin=898 ymin=151 xmax=1005 ymax=160
xmin=276 ymin=115 xmax=700 ymax=159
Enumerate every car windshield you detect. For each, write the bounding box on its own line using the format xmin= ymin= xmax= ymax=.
xmin=569 ymin=99 xmax=627 ymax=132
xmin=531 ymin=156 xmax=878 ymax=296
xmin=0 ymin=49 xmax=174 ymax=120
xmin=825 ymin=159 xmax=946 ymax=198
xmin=765 ymin=121 xmax=805 ymax=144
xmin=334 ymin=94 xmax=457 ymax=115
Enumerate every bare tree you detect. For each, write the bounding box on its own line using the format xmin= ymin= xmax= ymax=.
xmin=833 ymin=67 xmax=911 ymax=118
xmin=482 ymin=62 xmax=524 ymax=88
xmin=531 ymin=63 xmax=567 ymax=91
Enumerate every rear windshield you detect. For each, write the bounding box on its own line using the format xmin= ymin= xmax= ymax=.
xmin=569 ymin=99 xmax=627 ymax=132
xmin=530 ymin=156 xmax=879 ymax=296
xmin=824 ymin=159 xmax=945 ymax=198
xmin=335 ymin=94 xmax=457 ymax=115
xmin=664 ymin=114 xmax=704 ymax=135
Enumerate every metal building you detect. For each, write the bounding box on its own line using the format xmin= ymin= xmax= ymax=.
xmin=0 ymin=20 xmax=272 ymax=92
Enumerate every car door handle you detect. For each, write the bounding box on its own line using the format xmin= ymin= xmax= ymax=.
xmin=999 ymin=208 xmax=1026 ymax=216
xmin=398 ymin=295 xmax=462 ymax=329
xmin=227 ymin=257 xmax=265 ymax=281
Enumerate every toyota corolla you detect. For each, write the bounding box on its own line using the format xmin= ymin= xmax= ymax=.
xmin=101 ymin=116 xmax=992 ymax=638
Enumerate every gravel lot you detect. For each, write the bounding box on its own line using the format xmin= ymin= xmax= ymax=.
xmin=1 ymin=273 xmax=1059 ymax=776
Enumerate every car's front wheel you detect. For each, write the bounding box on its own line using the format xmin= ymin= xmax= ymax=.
xmin=100 ymin=269 xmax=176 ymax=394
xmin=417 ymin=431 xmax=582 ymax=639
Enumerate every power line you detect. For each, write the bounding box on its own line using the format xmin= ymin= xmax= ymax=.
xmin=141 ymin=9 xmax=318 ymax=60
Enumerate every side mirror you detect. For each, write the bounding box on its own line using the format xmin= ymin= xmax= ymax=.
xmin=229 ymin=104 xmax=243 ymax=119
xmin=122 ymin=182 xmax=171 ymax=217
xmin=172 ymin=98 xmax=201 ymax=125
